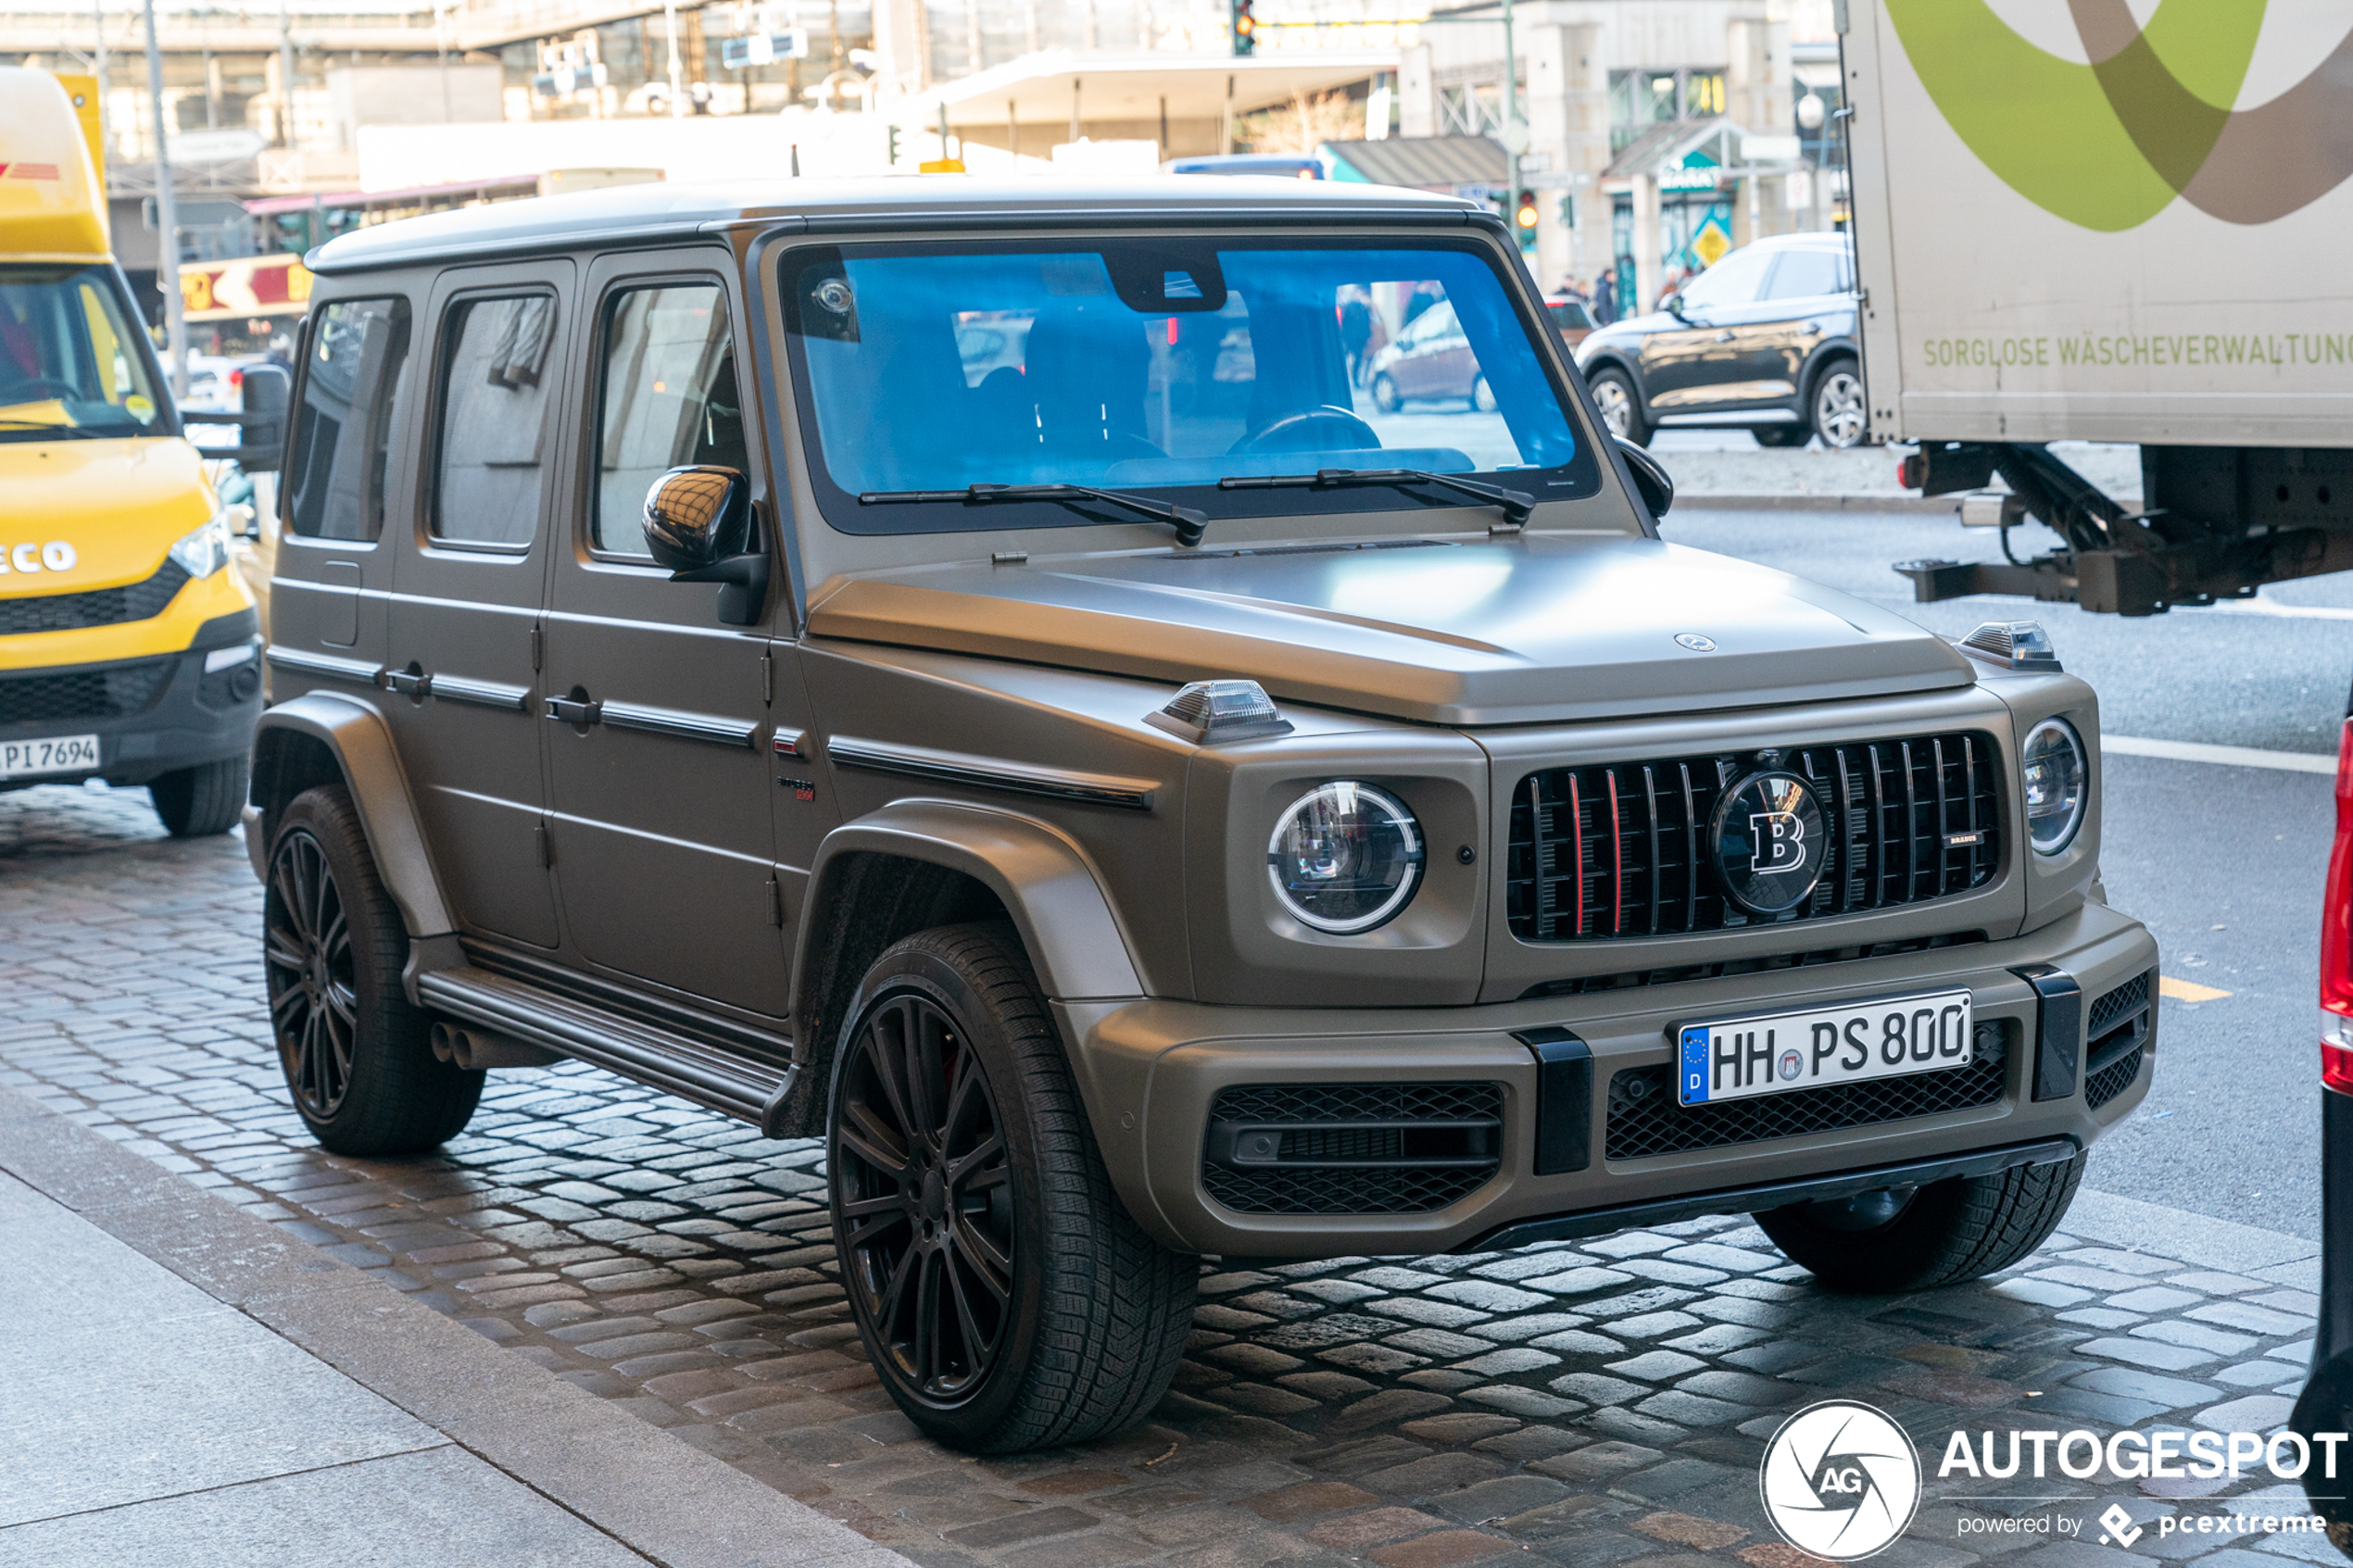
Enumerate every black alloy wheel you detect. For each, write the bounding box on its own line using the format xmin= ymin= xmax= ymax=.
xmin=835 ymin=989 xmax=1017 ymax=1403
xmin=265 ymin=825 xmax=358 ymax=1120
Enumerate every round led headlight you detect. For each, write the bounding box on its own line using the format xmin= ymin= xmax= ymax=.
xmin=1266 ymin=782 xmax=1425 ymax=934
xmin=2021 ymin=718 xmax=2087 ymax=856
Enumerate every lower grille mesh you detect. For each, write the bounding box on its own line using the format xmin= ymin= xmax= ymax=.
xmin=0 ymin=660 xmax=171 ymax=726
xmin=1203 ymin=1082 xmax=1503 ymax=1216
xmin=1605 ymin=1022 xmax=2012 ymax=1160
xmin=2084 ymin=1047 xmax=2144 ymax=1110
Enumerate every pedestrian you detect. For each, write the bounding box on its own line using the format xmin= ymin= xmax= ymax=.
xmin=1591 ymin=267 xmax=1618 ymax=327
xmin=1339 ymin=286 xmax=1373 ymax=386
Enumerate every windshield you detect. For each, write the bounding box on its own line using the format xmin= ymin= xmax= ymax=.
xmin=0 ymin=265 xmax=169 ymax=441
xmin=782 ymin=238 xmax=1600 ymax=533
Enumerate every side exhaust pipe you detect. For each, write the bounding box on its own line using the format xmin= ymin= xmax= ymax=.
xmin=428 ymin=1021 xmax=561 ymax=1071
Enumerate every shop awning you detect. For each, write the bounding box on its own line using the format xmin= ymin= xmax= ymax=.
xmin=1323 ymin=135 xmax=1506 ymax=191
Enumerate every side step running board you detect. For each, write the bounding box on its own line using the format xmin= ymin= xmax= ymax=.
xmin=416 ymin=966 xmax=797 ymax=1135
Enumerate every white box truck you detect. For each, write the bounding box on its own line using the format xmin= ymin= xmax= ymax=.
xmin=1843 ymin=0 xmax=2353 ymax=616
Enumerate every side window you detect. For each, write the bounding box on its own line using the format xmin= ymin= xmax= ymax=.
xmin=433 ymin=294 xmax=560 ymax=547
xmin=285 ymin=297 xmax=410 ymax=541
xmin=1678 ymin=245 xmax=1776 ymax=312
xmin=1763 ymin=248 xmax=1846 ymax=303
xmin=594 ymin=282 xmax=743 ymax=555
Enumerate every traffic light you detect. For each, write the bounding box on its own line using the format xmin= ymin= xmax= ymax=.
xmin=887 ymin=124 xmax=900 ymax=164
xmin=1515 ymin=189 xmax=1539 ymax=249
xmin=1231 ymin=0 xmax=1255 ymax=56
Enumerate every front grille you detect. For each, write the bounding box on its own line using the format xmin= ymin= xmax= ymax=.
xmin=1604 ymin=1021 xmax=2012 ymax=1160
xmin=2083 ymin=970 xmax=2156 ymax=1111
xmin=0 ymin=659 xmax=172 ymax=725
xmin=1507 ymin=733 xmax=2002 ymax=942
xmin=0 ymin=561 xmax=189 ymax=636
xmin=1203 ymin=1082 xmax=1503 ymax=1215
xmin=1522 ymin=931 xmax=1987 ymax=999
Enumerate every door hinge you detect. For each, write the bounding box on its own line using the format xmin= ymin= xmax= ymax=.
xmin=530 ymin=624 xmax=543 ymax=672
xmin=535 ymin=819 xmax=552 ymax=868
xmin=765 ymin=876 xmax=785 ymax=927
xmin=761 ymin=649 xmax=774 ymax=706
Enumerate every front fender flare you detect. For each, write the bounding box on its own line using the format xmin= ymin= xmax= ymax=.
xmin=253 ymin=694 xmax=454 ymax=938
xmin=796 ymin=799 xmax=1146 ymax=1008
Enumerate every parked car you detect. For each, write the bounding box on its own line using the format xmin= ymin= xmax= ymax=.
xmin=1367 ymin=298 xmax=1497 ymax=411
xmin=1545 ymin=296 xmax=1594 ymax=351
xmin=2294 ymin=712 xmax=2353 ymax=1553
xmin=249 ymin=177 xmax=2155 ymax=1458
xmin=1575 ymin=232 xmax=1862 ymax=449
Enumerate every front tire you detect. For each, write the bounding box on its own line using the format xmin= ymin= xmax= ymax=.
xmin=263 ymin=784 xmax=482 ymax=1154
xmin=1471 ymin=374 xmax=1498 ymax=413
xmin=828 ymin=923 xmax=1195 ymax=1453
xmin=1808 ymin=357 xmax=1869 ymax=449
xmin=151 ymin=756 xmax=248 ymax=837
xmin=1752 ymin=423 xmax=1810 ymax=448
xmin=1371 ymin=372 xmax=1402 ymax=413
xmin=1755 ymin=1151 xmax=2085 ymax=1292
xmin=1588 ymin=367 xmax=1651 ymax=445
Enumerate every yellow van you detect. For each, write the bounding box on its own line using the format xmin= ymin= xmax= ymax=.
xmin=0 ymin=67 xmax=266 ymax=835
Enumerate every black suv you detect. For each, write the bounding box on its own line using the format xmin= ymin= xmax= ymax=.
xmin=1575 ymin=233 xmax=1862 ymax=449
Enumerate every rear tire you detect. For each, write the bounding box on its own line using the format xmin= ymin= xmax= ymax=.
xmin=1471 ymin=374 xmax=1498 ymax=413
xmin=1808 ymin=357 xmax=1869 ymax=449
xmin=1371 ymin=372 xmax=1402 ymax=413
xmin=263 ymin=784 xmax=482 ymax=1154
xmin=1588 ymin=367 xmax=1651 ymax=446
xmin=828 ymin=922 xmax=1195 ymax=1454
xmin=1755 ymin=1151 xmax=2085 ymax=1292
xmin=151 ymin=756 xmax=248 ymax=837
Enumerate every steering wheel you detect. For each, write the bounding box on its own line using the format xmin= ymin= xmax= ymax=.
xmin=1230 ymin=405 xmax=1380 ymax=455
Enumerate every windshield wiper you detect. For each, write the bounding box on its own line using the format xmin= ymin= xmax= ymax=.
xmin=0 ymin=419 xmax=108 ymax=440
xmin=1217 ymin=467 xmax=1535 ymax=527
xmin=860 ymin=483 xmax=1206 ymax=547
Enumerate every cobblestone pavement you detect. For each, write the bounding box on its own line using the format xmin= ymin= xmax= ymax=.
xmin=1 ymin=784 xmax=2333 ymax=1568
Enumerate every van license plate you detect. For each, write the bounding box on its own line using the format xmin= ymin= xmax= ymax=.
xmin=1675 ymin=989 xmax=1975 ymax=1106
xmin=0 ymin=734 xmax=101 ymax=779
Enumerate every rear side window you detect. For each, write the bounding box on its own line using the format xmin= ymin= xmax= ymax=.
xmin=285 ymin=297 xmax=410 ymax=540
xmin=433 ymin=294 xmax=560 ymax=547
xmin=593 ymin=282 xmax=744 ymax=555
xmin=1763 ymin=248 xmax=1849 ymax=302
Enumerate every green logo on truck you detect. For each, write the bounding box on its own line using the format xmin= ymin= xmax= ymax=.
xmin=1887 ymin=0 xmax=2353 ymax=230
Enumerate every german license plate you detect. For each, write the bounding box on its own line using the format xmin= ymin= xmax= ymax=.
xmin=0 ymin=733 xmax=101 ymax=779
xmin=1675 ymin=989 xmax=1975 ymax=1106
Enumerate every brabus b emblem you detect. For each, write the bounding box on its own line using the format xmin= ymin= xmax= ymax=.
xmin=1711 ymin=771 xmax=1827 ymax=914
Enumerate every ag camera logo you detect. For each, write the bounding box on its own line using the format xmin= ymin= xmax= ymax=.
xmin=1760 ymin=1400 xmax=1921 ymax=1560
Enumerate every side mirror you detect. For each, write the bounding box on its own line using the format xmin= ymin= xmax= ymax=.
xmin=643 ymin=464 xmax=769 ymax=627
xmin=1617 ymin=438 xmax=1674 ymax=518
xmin=237 ymin=362 xmax=289 ymax=471
xmin=1661 ymin=293 xmax=1688 ymax=321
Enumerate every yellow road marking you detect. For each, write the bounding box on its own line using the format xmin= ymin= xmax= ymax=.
xmin=2159 ymin=975 xmax=2232 ymax=1003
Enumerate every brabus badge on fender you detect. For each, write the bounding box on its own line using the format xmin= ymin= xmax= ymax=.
xmin=1710 ymin=771 xmax=1828 ymax=913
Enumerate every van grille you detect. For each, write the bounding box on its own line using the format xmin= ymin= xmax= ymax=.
xmin=1604 ymin=1021 xmax=2011 ymax=1160
xmin=0 ymin=659 xmax=172 ymax=725
xmin=0 ymin=561 xmax=189 ymax=636
xmin=1507 ymin=734 xmax=2001 ymax=943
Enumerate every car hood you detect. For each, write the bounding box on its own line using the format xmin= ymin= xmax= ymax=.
xmin=806 ymin=533 xmax=1974 ymax=727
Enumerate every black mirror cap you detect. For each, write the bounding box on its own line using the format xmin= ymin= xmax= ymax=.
xmin=236 ymin=362 xmax=290 ymax=472
xmin=1661 ymin=293 xmax=1687 ymax=320
xmin=643 ymin=465 xmax=752 ymax=573
xmin=1617 ymin=439 xmax=1674 ymax=518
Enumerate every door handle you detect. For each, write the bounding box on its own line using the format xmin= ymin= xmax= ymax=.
xmin=545 ymin=695 xmax=603 ymax=725
xmin=383 ymin=665 xmax=430 ymax=696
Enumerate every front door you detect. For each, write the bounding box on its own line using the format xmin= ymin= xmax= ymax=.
xmin=379 ymin=263 xmax=568 ymax=947
xmin=541 ymin=250 xmax=786 ymax=1017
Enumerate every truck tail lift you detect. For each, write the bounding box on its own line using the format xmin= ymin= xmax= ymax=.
xmin=1894 ymin=444 xmax=2353 ymax=619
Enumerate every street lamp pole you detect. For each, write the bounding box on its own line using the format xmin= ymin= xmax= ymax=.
xmin=663 ymin=0 xmax=686 ymax=117
xmin=141 ymin=0 xmax=185 ymax=397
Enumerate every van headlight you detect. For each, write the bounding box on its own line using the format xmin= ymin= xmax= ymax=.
xmin=2022 ymin=718 xmax=2087 ymax=855
xmin=169 ymin=513 xmax=233 ymax=580
xmin=1266 ymin=782 xmax=1425 ymax=934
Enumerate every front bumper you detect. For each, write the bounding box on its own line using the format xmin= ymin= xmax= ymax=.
xmin=1062 ymin=898 xmax=2157 ymax=1256
xmin=0 ymin=609 xmax=262 ymax=790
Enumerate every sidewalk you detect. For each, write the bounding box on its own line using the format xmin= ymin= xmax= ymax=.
xmin=1649 ymin=437 xmax=2145 ymax=512
xmin=0 ymin=1081 xmax=914 ymax=1568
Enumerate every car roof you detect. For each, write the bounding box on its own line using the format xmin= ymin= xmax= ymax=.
xmin=307 ymin=175 xmax=1485 ymax=275
xmin=1742 ymin=232 xmax=1851 ymax=251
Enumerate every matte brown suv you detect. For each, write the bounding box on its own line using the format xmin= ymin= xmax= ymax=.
xmin=246 ymin=178 xmax=2158 ymax=1455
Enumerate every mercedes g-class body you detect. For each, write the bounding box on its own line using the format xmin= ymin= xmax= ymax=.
xmin=246 ymin=177 xmax=2159 ymax=1455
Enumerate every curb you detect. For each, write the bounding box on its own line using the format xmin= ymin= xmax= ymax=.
xmin=1668 ymin=493 xmax=1963 ymax=514
xmin=0 ymin=1081 xmax=914 ymax=1568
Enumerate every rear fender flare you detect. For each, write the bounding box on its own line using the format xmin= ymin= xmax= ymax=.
xmin=251 ymin=694 xmax=454 ymax=938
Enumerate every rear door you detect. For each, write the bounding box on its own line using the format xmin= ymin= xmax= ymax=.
xmin=540 ymin=248 xmax=786 ymax=1017
xmin=1755 ymin=245 xmax=1854 ymax=397
xmin=1639 ymin=245 xmax=1779 ymax=412
xmin=378 ymin=262 xmax=569 ymax=948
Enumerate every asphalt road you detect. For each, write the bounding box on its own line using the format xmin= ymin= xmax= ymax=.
xmin=1663 ymin=501 xmax=2345 ymax=1242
